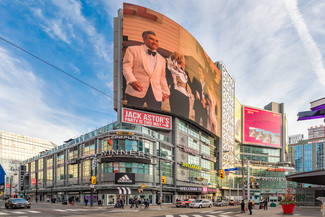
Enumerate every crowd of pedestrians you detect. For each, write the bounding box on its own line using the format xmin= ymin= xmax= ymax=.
xmin=241 ymin=199 xmax=269 ymax=215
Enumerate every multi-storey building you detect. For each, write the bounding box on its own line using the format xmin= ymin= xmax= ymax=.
xmin=19 ymin=120 xmax=219 ymax=205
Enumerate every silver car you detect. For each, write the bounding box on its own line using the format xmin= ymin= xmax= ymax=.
xmin=214 ymin=200 xmax=228 ymax=207
xmin=189 ymin=199 xmax=213 ymax=208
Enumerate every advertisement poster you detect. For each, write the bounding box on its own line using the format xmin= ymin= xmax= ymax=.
xmin=243 ymin=106 xmax=281 ymax=148
xmin=122 ymin=108 xmax=171 ymax=129
xmin=121 ymin=3 xmax=221 ymax=136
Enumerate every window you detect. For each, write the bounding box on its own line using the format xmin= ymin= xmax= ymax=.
xmin=56 ymin=166 xmax=65 ymax=180
xmin=68 ymin=164 xmax=78 ymax=178
xmin=201 ymin=159 xmax=210 ymax=170
xmin=304 ymin=144 xmax=312 ymax=172
xmin=201 ymin=145 xmax=210 ymax=156
xmin=83 ymin=160 xmax=91 ymax=177
xmin=68 ymin=146 xmax=79 ymax=160
xmin=188 ymin=138 xmax=199 ymax=151
xmin=316 ymin=142 xmax=324 ymax=170
xmin=179 ymin=120 xmax=187 ymax=133
xmin=188 ymin=155 xmax=200 ymax=165
xmin=188 ymin=126 xmax=199 ymax=139
xmin=294 ymin=145 xmax=303 ymax=172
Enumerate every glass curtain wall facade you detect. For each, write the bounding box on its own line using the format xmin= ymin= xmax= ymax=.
xmin=0 ymin=131 xmax=57 ymax=174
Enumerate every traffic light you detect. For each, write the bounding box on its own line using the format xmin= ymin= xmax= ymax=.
xmin=250 ymin=182 xmax=254 ymax=189
xmin=138 ymin=188 xmax=143 ymax=192
xmin=250 ymin=177 xmax=254 ymax=183
xmin=91 ymin=176 xmax=96 ymax=184
xmin=219 ymin=169 xmax=225 ymax=179
xmin=162 ymin=176 xmax=166 ymax=184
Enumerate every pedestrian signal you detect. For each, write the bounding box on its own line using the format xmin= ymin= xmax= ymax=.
xmin=162 ymin=176 xmax=166 ymax=184
xmin=250 ymin=177 xmax=254 ymax=183
xmin=91 ymin=176 xmax=96 ymax=184
xmin=219 ymin=169 xmax=225 ymax=179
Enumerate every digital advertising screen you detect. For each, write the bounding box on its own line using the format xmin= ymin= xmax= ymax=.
xmin=121 ymin=3 xmax=221 ymax=136
xmin=243 ymin=106 xmax=281 ymax=148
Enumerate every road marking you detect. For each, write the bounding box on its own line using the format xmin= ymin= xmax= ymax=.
xmin=0 ymin=212 xmax=8 ymax=215
xmin=52 ymin=209 xmax=67 ymax=212
xmin=223 ymin=211 xmax=234 ymax=214
xmin=209 ymin=211 xmax=223 ymax=214
xmin=27 ymin=210 xmax=41 ymax=213
xmin=165 ymin=215 xmax=174 ymax=217
xmin=199 ymin=210 xmax=211 ymax=213
xmin=11 ymin=211 xmax=25 ymax=214
xmin=179 ymin=215 xmax=189 ymax=217
xmin=192 ymin=215 xmax=203 ymax=217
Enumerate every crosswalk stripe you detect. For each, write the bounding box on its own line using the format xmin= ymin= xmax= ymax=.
xmin=0 ymin=213 xmax=8 ymax=216
xmin=210 ymin=211 xmax=223 ymax=214
xmin=165 ymin=215 xmax=174 ymax=217
xmin=52 ymin=209 xmax=66 ymax=212
xmin=179 ymin=215 xmax=189 ymax=217
xmin=199 ymin=210 xmax=211 ymax=213
xmin=11 ymin=211 xmax=25 ymax=214
xmin=27 ymin=210 xmax=41 ymax=213
xmin=206 ymin=215 xmax=217 ymax=217
xmin=223 ymin=212 xmax=234 ymax=214
xmin=192 ymin=215 xmax=203 ymax=217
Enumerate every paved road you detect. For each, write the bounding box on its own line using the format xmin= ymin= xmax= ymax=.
xmin=0 ymin=201 xmax=322 ymax=217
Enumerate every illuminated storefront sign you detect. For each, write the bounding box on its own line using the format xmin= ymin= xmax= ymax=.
xmin=267 ymin=168 xmax=286 ymax=172
xmin=107 ymin=134 xmax=141 ymax=141
xmin=181 ymin=162 xmax=201 ymax=170
xmin=101 ymin=150 xmax=151 ymax=159
xmin=122 ymin=108 xmax=172 ymax=130
xmin=183 ymin=146 xmax=199 ymax=156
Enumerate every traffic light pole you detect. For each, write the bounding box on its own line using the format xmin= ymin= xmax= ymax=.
xmin=247 ymin=160 xmax=250 ymax=201
xmin=241 ymin=159 xmax=245 ymax=201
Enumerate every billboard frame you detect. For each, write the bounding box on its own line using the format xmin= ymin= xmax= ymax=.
xmin=242 ymin=105 xmax=282 ymax=149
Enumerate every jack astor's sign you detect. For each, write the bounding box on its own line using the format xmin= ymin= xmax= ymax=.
xmin=122 ymin=108 xmax=172 ymax=130
xmin=101 ymin=150 xmax=151 ymax=158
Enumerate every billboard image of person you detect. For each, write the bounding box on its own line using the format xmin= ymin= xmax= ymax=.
xmin=121 ymin=3 xmax=221 ymax=136
xmin=243 ymin=106 xmax=281 ymax=148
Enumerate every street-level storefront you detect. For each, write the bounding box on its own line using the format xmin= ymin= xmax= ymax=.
xmin=176 ymin=186 xmax=218 ymax=201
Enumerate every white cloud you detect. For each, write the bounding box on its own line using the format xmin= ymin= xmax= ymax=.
xmin=284 ymin=0 xmax=325 ymax=88
xmin=0 ymin=46 xmax=89 ymax=145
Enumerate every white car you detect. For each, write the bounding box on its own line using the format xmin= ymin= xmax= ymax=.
xmin=189 ymin=199 xmax=213 ymax=208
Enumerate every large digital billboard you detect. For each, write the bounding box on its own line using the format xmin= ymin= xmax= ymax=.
xmin=121 ymin=3 xmax=221 ymax=136
xmin=243 ymin=106 xmax=281 ymax=148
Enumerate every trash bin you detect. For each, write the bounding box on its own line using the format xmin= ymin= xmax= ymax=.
xmin=270 ymin=202 xmax=276 ymax=207
xmin=62 ymin=199 xmax=68 ymax=205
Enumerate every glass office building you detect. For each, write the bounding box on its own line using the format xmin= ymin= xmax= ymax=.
xmin=0 ymin=131 xmax=57 ymax=174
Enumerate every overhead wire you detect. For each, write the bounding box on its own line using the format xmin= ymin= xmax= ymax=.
xmin=0 ymin=36 xmax=123 ymax=106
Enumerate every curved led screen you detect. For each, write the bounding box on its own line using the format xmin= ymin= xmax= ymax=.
xmin=243 ymin=106 xmax=281 ymax=148
xmin=121 ymin=3 xmax=221 ymax=136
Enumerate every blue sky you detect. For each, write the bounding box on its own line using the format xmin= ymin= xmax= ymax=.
xmin=0 ymin=0 xmax=324 ymax=145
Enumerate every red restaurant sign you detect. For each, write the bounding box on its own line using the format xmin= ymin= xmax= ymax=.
xmin=122 ymin=108 xmax=172 ymax=130
xmin=31 ymin=178 xmax=36 ymax=185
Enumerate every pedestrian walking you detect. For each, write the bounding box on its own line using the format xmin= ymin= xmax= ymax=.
xmin=85 ymin=198 xmax=88 ymax=206
xmin=135 ymin=198 xmax=139 ymax=208
xmin=98 ymin=199 xmax=102 ymax=207
xmin=120 ymin=199 xmax=124 ymax=209
xmin=130 ymin=198 xmax=134 ymax=208
xmin=241 ymin=199 xmax=245 ymax=213
xmin=264 ymin=199 xmax=268 ymax=210
xmin=248 ymin=200 xmax=253 ymax=215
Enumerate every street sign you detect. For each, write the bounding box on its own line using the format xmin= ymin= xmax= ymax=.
xmin=90 ymin=184 xmax=94 ymax=188
xmin=224 ymin=168 xmax=238 ymax=172
xmin=141 ymin=184 xmax=146 ymax=188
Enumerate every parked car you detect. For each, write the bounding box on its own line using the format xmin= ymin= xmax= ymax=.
xmin=228 ymin=200 xmax=236 ymax=206
xmin=5 ymin=198 xmax=31 ymax=209
xmin=214 ymin=200 xmax=228 ymax=207
xmin=189 ymin=199 xmax=213 ymax=208
xmin=176 ymin=199 xmax=195 ymax=207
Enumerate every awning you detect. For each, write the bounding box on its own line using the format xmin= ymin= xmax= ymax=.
xmin=117 ymin=187 xmax=131 ymax=195
xmin=286 ymin=169 xmax=325 ymax=185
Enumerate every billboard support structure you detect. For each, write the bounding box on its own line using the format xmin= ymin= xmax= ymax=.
xmin=116 ymin=9 xmax=123 ymax=123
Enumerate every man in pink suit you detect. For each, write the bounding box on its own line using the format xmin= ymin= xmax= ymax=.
xmin=123 ymin=31 xmax=170 ymax=110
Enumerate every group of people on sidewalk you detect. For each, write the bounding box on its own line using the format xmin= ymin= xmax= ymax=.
xmin=241 ymin=199 xmax=268 ymax=215
xmin=129 ymin=198 xmax=150 ymax=209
